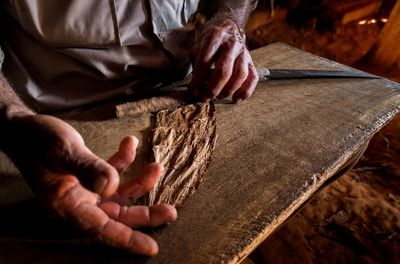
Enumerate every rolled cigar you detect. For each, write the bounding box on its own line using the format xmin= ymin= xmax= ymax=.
xmin=115 ymin=91 xmax=190 ymax=118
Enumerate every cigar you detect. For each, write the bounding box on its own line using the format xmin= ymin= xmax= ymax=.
xmin=115 ymin=91 xmax=190 ymax=118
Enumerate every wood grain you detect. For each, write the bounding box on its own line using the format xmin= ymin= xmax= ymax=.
xmin=0 ymin=43 xmax=399 ymax=264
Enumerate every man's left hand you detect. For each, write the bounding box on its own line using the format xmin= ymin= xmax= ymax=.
xmin=190 ymin=18 xmax=258 ymax=103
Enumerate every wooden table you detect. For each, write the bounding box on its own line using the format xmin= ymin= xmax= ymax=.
xmin=0 ymin=43 xmax=399 ymax=264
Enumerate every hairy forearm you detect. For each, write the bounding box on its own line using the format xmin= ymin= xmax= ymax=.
xmin=0 ymin=73 xmax=33 ymax=123
xmin=197 ymin=0 xmax=257 ymax=28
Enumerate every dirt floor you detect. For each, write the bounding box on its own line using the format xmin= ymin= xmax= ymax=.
xmin=246 ymin=10 xmax=400 ymax=264
xmin=247 ymin=10 xmax=381 ymax=66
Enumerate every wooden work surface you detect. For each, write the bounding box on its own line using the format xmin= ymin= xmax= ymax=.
xmin=0 ymin=43 xmax=399 ymax=263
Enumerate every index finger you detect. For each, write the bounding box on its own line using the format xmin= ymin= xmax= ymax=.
xmin=117 ymin=162 xmax=163 ymax=202
xmin=190 ymin=29 xmax=226 ymax=95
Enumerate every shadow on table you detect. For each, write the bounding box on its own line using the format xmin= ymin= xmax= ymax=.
xmin=0 ymin=199 xmax=149 ymax=263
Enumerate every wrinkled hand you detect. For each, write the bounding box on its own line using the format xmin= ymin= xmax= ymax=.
xmin=190 ymin=18 xmax=259 ymax=103
xmin=3 ymin=114 xmax=176 ymax=255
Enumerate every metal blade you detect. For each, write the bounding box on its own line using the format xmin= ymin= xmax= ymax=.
xmin=256 ymin=68 xmax=380 ymax=81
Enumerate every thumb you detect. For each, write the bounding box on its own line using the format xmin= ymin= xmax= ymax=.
xmin=63 ymin=145 xmax=120 ymax=198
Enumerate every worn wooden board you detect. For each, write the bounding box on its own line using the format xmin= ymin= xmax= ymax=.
xmin=0 ymin=43 xmax=399 ymax=264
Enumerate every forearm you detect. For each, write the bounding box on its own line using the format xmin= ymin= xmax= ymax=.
xmin=0 ymin=73 xmax=34 ymax=152
xmin=0 ymin=73 xmax=33 ymax=123
xmin=197 ymin=0 xmax=257 ymax=28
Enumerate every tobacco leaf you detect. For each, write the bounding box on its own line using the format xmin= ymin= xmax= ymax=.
xmin=138 ymin=102 xmax=217 ymax=209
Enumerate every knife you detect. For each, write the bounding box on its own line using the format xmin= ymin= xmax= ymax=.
xmin=116 ymin=68 xmax=380 ymax=118
xmin=165 ymin=67 xmax=380 ymax=90
xmin=256 ymin=68 xmax=380 ymax=81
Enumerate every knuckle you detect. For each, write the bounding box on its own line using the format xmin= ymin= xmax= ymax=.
xmin=250 ymin=72 xmax=259 ymax=86
xmin=225 ymin=39 xmax=236 ymax=49
xmin=217 ymin=64 xmax=232 ymax=80
xmin=233 ymin=40 xmax=244 ymax=51
xmin=210 ymin=27 xmax=222 ymax=38
xmin=237 ymin=69 xmax=249 ymax=82
xmin=204 ymin=30 xmax=221 ymax=45
xmin=247 ymin=69 xmax=258 ymax=83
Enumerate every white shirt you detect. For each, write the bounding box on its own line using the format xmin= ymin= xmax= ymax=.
xmin=1 ymin=0 xmax=199 ymax=112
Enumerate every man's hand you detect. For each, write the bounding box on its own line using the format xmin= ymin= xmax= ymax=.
xmin=190 ymin=1 xmax=259 ymax=103
xmin=2 ymin=114 xmax=176 ymax=255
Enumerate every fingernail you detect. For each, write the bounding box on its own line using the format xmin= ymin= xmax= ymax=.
xmin=94 ymin=176 xmax=108 ymax=195
xmin=169 ymin=206 xmax=178 ymax=221
xmin=131 ymin=136 xmax=139 ymax=146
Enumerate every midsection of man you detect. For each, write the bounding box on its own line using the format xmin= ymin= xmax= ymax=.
xmin=0 ymin=0 xmax=199 ymax=112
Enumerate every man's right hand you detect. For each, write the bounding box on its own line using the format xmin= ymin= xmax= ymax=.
xmin=2 ymin=114 xmax=177 ymax=255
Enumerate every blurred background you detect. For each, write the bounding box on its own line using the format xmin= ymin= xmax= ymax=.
xmin=245 ymin=1 xmax=400 ymax=263
xmin=247 ymin=0 xmax=399 ymax=81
